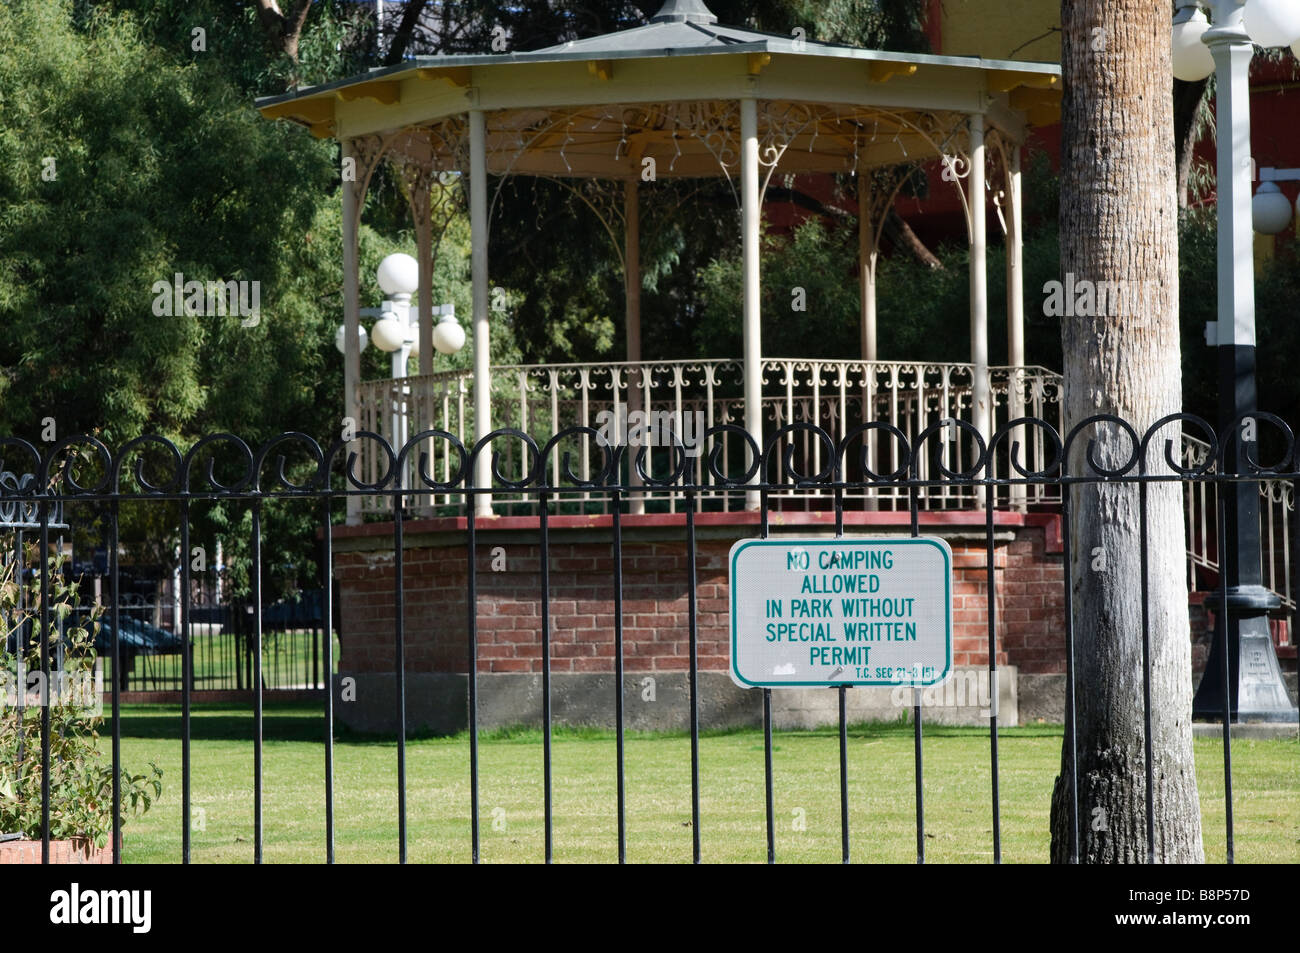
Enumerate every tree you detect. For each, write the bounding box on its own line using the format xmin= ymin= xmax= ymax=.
xmin=1049 ymin=1 xmax=1203 ymax=862
xmin=1173 ymin=76 xmax=1210 ymax=207
xmin=0 ymin=0 xmax=376 ymax=595
xmin=252 ymin=0 xmax=315 ymax=64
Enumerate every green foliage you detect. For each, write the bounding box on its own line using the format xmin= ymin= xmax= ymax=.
xmin=0 ymin=0 xmax=934 ymax=446
xmin=689 ymin=144 xmax=1299 ymax=437
xmin=487 ymin=178 xmax=621 ymax=364
xmin=0 ymin=0 xmax=341 ymax=446
xmin=1178 ymin=206 xmax=1300 ymax=427
xmin=0 ymin=544 xmax=163 ymax=847
xmin=691 ymin=152 xmax=1064 ymax=369
xmin=103 ymin=0 xmax=374 ymax=92
xmin=0 ymin=0 xmax=393 ymax=597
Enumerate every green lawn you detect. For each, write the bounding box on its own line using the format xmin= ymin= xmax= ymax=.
xmin=105 ymin=703 xmax=1298 ymax=864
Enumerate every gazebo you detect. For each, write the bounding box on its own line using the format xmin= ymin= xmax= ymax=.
xmin=257 ymin=0 xmax=1063 ymax=521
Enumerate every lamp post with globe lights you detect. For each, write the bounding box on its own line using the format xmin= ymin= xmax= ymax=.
xmin=336 ymin=252 xmax=466 ymax=481
xmin=1171 ymin=0 xmax=1300 ymax=721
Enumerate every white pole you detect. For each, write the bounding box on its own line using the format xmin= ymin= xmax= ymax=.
xmin=1206 ymin=9 xmax=1256 ymax=351
xmin=469 ymin=108 xmax=492 ymax=516
xmin=1006 ymin=145 xmax=1024 ymax=370
xmin=741 ymin=97 xmax=762 ymax=508
xmin=342 ymin=141 xmax=363 ymax=525
xmin=392 ymin=312 xmax=412 ymax=481
xmin=968 ymin=113 xmax=990 ymax=446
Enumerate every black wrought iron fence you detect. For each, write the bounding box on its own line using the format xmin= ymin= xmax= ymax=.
xmin=67 ymin=589 xmax=331 ymax=693
xmin=1 ymin=412 xmax=1297 ymax=864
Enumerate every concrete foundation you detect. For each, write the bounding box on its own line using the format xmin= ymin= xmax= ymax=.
xmin=1015 ymin=671 xmax=1296 ymax=726
xmin=334 ymin=665 xmax=1017 ymax=735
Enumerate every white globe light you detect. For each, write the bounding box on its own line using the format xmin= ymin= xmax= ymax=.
xmin=334 ymin=323 xmax=369 ymax=354
xmin=370 ymin=315 xmax=408 ymax=352
xmin=376 ymin=253 xmax=419 ymax=297
xmin=1252 ymin=181 xmax=1293 ymax=234
xmin=1243 ymin=0 xmax=1300 ymax=48
xmin=1171 ymin=9 xmax=1215 ymax=82
xmin=431 ymin=314 xmax=466 ymax=355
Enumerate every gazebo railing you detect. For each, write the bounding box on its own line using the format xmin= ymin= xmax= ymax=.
xmin=1182 ymin=434 xmax=1295 ymax=614
xmin=354 ymin=358 xmax=1064 ymax=516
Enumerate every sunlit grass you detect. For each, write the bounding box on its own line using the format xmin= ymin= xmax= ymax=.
xmin=106 ymin=703 xmax=1298 ymax=864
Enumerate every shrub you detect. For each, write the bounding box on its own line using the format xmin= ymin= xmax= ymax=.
xmin=0 ymin=543 xmax=162 ymax=848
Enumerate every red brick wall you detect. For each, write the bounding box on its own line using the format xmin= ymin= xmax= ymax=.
xmin=335 ymin=522 xmax=1068 ymax=676
xmin=1000 ymin=523 xmax=1068 ymax=674
xmin=0 ymin=837 xmax=112 ymax=864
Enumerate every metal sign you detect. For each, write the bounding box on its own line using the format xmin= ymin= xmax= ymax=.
xmin=729 ymin=537 xmax=953 ymax=689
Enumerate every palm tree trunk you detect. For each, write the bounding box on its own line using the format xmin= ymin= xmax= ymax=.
xmin=1049 ymin=0 xmax=1204 ymax=863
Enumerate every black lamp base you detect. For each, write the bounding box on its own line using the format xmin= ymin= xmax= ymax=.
xmin=1192 ymin=586 xmax=1297 ymax=723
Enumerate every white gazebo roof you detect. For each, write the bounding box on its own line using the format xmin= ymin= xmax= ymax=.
xmin=257 ymin=0 xmax=1060 ymax=178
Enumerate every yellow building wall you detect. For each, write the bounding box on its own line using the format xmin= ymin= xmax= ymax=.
xmin=939 ymin=0 xmax=1061 ymax=63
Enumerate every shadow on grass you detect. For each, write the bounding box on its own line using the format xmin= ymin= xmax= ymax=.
xmin=110 ymin=702 xmax=325 ymax=743
xmin=111 ymin=702 xmax=1066 ymax=745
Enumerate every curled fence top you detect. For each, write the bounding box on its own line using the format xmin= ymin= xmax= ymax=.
xmin=0 ymin=413 xmax=1296 ymax=499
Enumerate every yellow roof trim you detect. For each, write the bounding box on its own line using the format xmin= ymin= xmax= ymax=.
xmin=986 ymin=70 xmax=1059 ymax=93
xmin=587 ymin=59 xmax=614 ymax=81
xmin=868 ymin=62 xmax=918 ymax=83
xmin=415 ymin=66 xmax=473 ymax=87
xmin=259 ymin=97 xmax=335 ymax=124
xmin=336 ymin=80 xmax=402 ymax=105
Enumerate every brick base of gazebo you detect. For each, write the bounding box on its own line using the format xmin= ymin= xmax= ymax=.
xmin=331 ymin=511 xmax=1073 ymax=733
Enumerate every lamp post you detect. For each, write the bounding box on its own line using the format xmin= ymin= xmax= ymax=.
xmin=1172 ymin=0 xmax=1300 ymax=722
xmin=336 ymin=252 xmax=466 ymax=473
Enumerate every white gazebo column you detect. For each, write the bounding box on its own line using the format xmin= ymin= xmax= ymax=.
xmin=624 ymin=177 xmax=646 ymax=515
xmin=1005 ymin=143 xmax=1026 ymax=509
xmin=968 ymin=113 xmax=990 ymax=447
xmin=740 ymin=96 xmax=762 ymax=508
xmin=469 ymin=107 xmax=492 ymax=516
xmin=1005 ymin=144 xmax=1025 ymax=373
xmin=342 ymin=140 xmax=363 ymax=526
